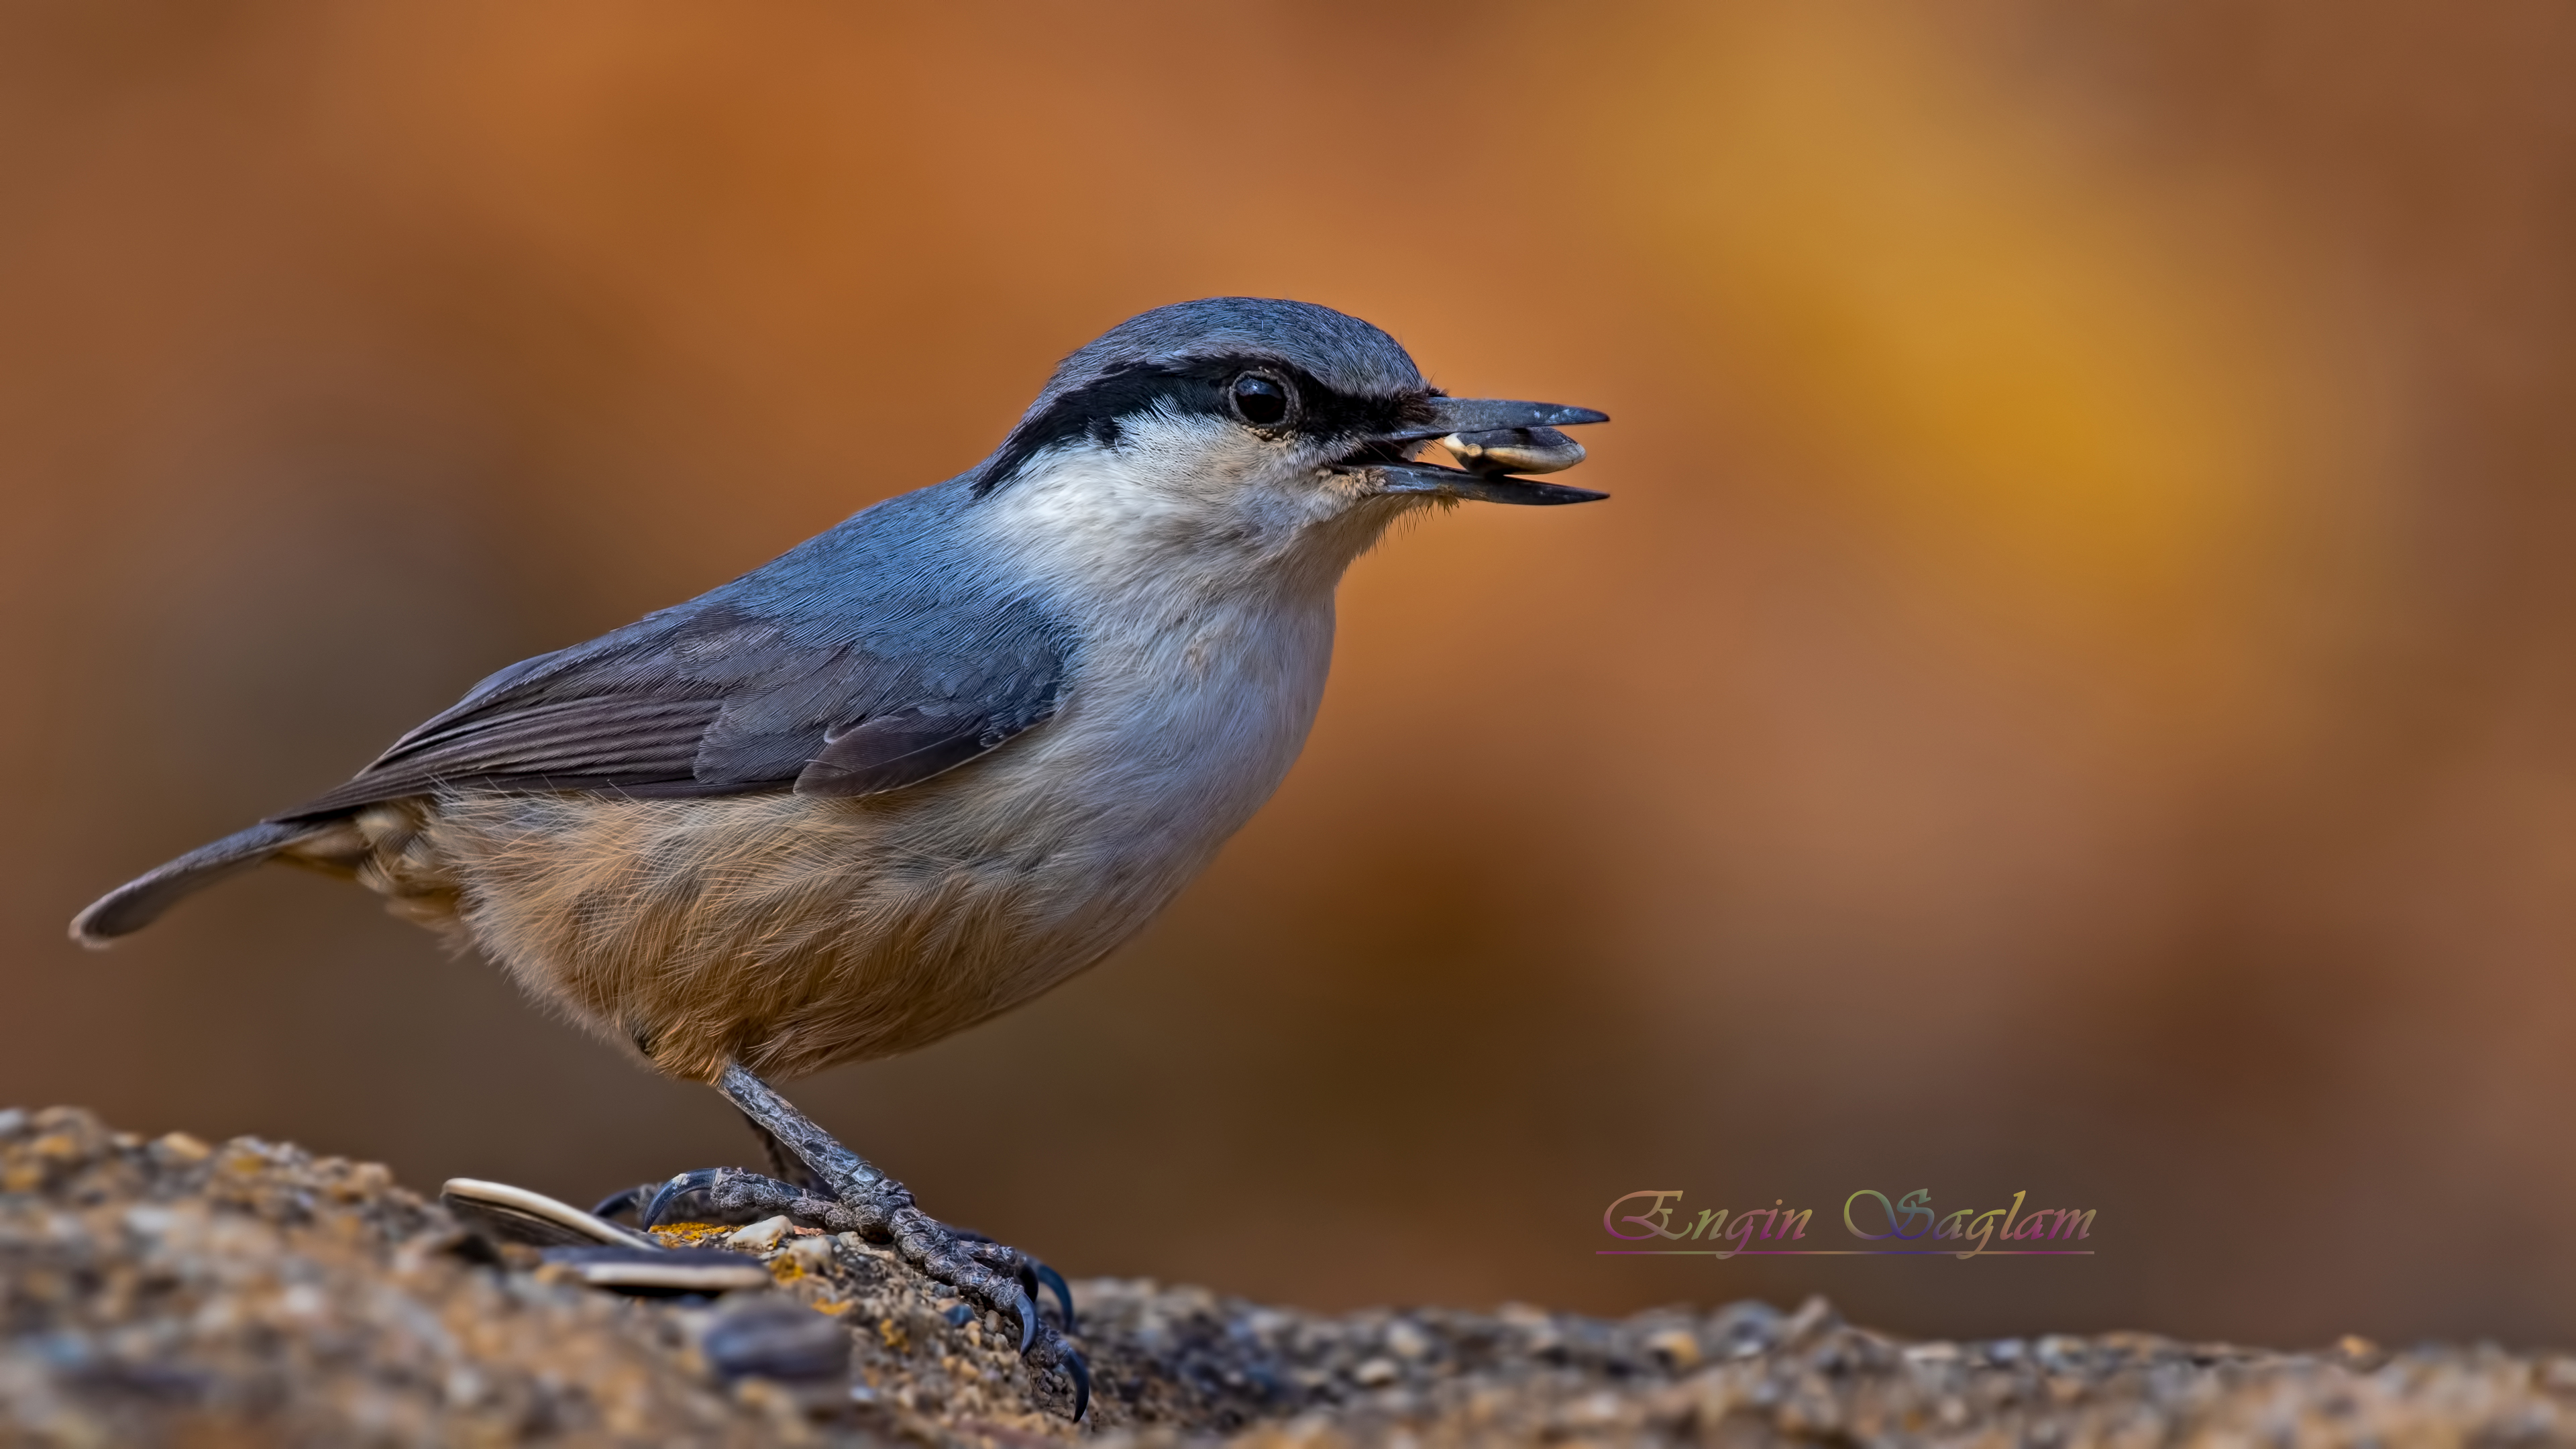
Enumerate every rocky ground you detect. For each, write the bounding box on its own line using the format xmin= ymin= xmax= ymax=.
xmin=5 ymin=1106 xmax=2576 ymax=1446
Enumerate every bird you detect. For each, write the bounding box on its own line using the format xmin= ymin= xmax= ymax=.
xmin=70 ymin=296 xmax=1607 ymax=1417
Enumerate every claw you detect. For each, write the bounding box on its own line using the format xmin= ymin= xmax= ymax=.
xmin=1032 ymin=1261 xmax=1076 ymax=1331
xmin=590 ymin=1185 xmax=643 ymax=1221
xmin=641 ymin=1169 xmax=724 ymax=1229
xmin=1005 ymin=1282 xmax=1038 ymax=1353
xmin=1062 ymin=1345 xmax=1091 ymax=1421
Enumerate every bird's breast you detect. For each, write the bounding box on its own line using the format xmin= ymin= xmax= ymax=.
xmin=945 ymin=578 xmax=1339 ymax=900
xmin=951 ymin=445 xmax=1358 ymax=902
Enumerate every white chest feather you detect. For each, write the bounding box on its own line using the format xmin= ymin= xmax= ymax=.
xmin=956 ymin=427 xmax=1379 ymax=896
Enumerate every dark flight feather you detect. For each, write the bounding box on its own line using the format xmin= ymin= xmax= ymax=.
xmin=71 ymin=820 xmax=327 ymax=943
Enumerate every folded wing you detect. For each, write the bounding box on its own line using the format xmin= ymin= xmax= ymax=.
xmin=274 ymin=592 xmax=1069 ymax=820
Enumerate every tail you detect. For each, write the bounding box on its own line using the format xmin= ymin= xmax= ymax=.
xmin=70 ymin=820 xmax=330 ymax=947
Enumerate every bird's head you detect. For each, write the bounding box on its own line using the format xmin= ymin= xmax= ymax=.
xmin=971 ymin=298 xmax=1606 ymax=582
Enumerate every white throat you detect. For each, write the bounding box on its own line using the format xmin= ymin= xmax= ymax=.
xmin=972 ymin=411 xmax=1412 ymax=618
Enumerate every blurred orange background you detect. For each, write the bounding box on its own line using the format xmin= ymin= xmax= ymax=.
xmin=7 ymin=0 xmax=2575 ymax=1350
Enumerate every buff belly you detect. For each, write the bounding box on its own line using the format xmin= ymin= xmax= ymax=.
xmin=307 ymin=786 xmax=1173 ymax=1083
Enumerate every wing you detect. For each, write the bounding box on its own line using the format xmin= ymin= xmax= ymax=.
xmin=272 ymin=586 xmax=1071 ymax=822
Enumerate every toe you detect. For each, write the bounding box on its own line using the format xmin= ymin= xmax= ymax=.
xmin=640 ymin=1169 xmax=726 ymax=1229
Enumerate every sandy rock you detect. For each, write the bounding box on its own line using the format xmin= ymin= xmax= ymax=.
xmin=7 ymin=1106 xmax=2576 ymax=1446
xmin=724 ymin=1216 xmax=793 ymax=1253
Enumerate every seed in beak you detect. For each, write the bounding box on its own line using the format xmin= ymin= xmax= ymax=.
xmin=1440 ymin=427 xmax=1587 ymax=476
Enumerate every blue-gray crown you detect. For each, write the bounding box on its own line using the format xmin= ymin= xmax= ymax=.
xmin=1040 ymin=297 xmax=1425 ymax=403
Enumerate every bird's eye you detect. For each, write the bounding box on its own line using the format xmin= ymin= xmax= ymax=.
xmin=1229 ymin=372 xmax=1291 ymax=428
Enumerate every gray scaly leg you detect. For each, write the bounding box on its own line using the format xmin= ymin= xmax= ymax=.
xmin=640 ymin=1064 xmax=1087 ymax=1419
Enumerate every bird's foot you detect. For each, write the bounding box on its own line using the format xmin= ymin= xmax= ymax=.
xmin=640 ymin=1167 xmax=1075 ymax=1328
xmin=633 ymin=1066 xmax=1088 ymax=1419
xmin=641 ymin=1167 xmax=1087 ymax=1417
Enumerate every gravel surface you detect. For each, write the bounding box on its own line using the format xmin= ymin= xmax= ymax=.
xmin=6 ymin=1105 xmax=2575 ymax=1446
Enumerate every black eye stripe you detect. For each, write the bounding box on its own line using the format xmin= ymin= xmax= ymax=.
xmin=976 ymin=354 xmax=1434 ymax=494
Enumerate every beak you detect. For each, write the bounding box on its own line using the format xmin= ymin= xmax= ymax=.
xmin=1387 ymin=396 xmax=1609 ymax=441
xmin=1340 ymin=394 xmax=1611 ymax=506
xmin=1359 ymin=460 xmax=1609 ymax=505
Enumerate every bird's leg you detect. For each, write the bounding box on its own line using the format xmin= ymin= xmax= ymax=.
xmin=720 ymin=1068 xmax=1073 ymax=1317
xmin=716 ymin=1064 xmax=881 ymax=1198
xmin=750 ymin=1116 xmax=829 ymax=1197
xmin=639 ymin=1063 xmax=1087 ymax=1419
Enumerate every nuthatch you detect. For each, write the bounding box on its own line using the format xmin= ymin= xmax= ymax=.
xmin=72 ymin=297 xmax=1607 ymax=1414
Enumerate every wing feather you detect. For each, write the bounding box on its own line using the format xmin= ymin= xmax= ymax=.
xmin=270 ymin=585 xmax=1069 ymax=822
